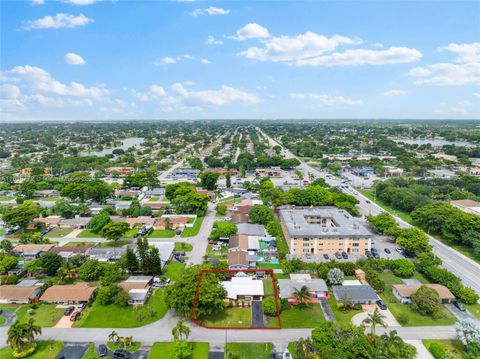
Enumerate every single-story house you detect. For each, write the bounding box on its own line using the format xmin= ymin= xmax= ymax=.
xmin=154 ymin=216 xmax=189 ymax=230
xmin=236 ymin=223 xmax=267 ymax=237
xmin=105 ymin=167 xmax=134 ymax=176
xmin=33 ymin=189 xmax=59 ymax=198
xmin=149 ymin=241 xmax=175 ymax=265
xmin=12 ymin=244 xmax=55 ymax=261
xmin=143 ymin=188 xmax=166 ymax=199
xmin=115 ymin=189 xmax=141 ymax=198
xmin=220 ymin=276 xmax=264 ymax=301
xmin=50 ymin=245 xmax=94 ymax=257
xmin=118 ymin=276 xmax=153 ymax=306
xmin=392 ymin=284 xmax=456 ymax=304
xmin=32 ymin=216 xmax=64 ymax=228
xmin=0 ymin=284 xmax=43 ymax=304
xmin=59 ymin=217 xmax=91 ymax=229
xmin=231 ymin=213 xmax=250 ymax=224
xmin=278 ymin=278 xmax=328 ymax=304
xmin=125 ymin=216 xmax=155 ymax=228
xmin=332 ymin=285 xmax=378 ymax=304
xmin=88 ymin=246 xmax=129 ymax=262
xmin=142 ymin=201 xmax=169 ymax=210
xmin=89 ymin=203 xmax=107 ymax=215
xmin=227 ymin=250 xmax=250 ymax=270
xmin=196 ymin=189 xmax=215 ymax=200
xmin=40 ymin=282 xmax=96 ymax=304
xmin=228 ymin=234 xmax=249 ymax=252
xmin=127 ymin=289 xmax=151 ymax=306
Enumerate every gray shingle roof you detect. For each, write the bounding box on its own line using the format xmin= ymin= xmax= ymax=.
xmin=332 ymin=285 xmax=378 ymax=302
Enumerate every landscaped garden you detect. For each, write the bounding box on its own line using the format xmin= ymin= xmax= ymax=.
xmin=74 ymin=289 xmax=168 ymax=328
xmin=16 ymin=304 xmax=64 ymax=327
xmin=225 ymin=343 xmax=273 ymax=359
xmin=0 ymin=341 xmax=63 ymax=359
xmin=181 ymin=217 xmax=204 ymax=237
xmin=197 ymin=307 xmax=252 ymax=328
xmin=149 ymin=342 xmax=209 ymax=359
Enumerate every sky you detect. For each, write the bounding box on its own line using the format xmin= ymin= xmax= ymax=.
xmin=1 ymin=0 xmax=479 ymax=121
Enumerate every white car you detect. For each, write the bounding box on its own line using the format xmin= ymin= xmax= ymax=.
xmin=396 ymin=247 xmax=404 ymax=253
xmin=282 ymin=352 xmax=292 ymax=359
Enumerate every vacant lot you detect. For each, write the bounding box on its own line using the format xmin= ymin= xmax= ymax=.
xmin=225 ymin=343 xmax=273 ymax=359
xmin=280 ymin=303 xmax=326 ymax=328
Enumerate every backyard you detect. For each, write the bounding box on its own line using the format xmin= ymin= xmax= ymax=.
xmin=0 ymin=341 xmax=63 ymax=359
xmin=181 ymin=217 xmax=204 ymax=237
xmin=16 ymin=304 xmax=64 ymax=327
xmin=225 ymin=343 xmax=273 ymax=359
xmin=378 ymin=271 xmax=457 ymax=326
xmin=197 ymin=307 xmax=252 ymax=328
xmin=74 ymin=289 xmax=168 ymax=328
xmin=149 ymin=342 xmax=209 ymax=359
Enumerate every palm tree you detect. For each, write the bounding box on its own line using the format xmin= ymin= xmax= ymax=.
xmin=172 ymin=319 xmax=190 ymax=340
xmin=380 ymin=330 xmax=403 ymax=356
xmin=7 ymin=319 xmax=41 ymax=352
xmin=293 ymin=285 xmax=311 ymax=306
xmin=108 ymin=330 xmax=119 ymax=344
xmin=362 ymin=308 xmax=387 ymax=336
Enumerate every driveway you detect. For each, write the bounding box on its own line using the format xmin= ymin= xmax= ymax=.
xmin=444 ymin=303 xmax=477 ymax=321
xmin=251 ymin=301 xmax=264 ymax=328
xmin=55 ymin=342 xmax=89 ymax=359
xmin=0 ymin=310 xmax=16 ymax=327
xmin=319 ymin=299 xmax=335 ymax=321
xmin=352 ymin=306 xmax=400 ymax=327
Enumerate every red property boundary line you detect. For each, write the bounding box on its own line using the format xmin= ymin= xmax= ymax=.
xmin=191 ymin=269 xmax=282 ymax=330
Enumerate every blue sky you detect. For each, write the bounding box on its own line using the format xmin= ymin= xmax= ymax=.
xmin=1 ymin=0 xmax=479 ymax=121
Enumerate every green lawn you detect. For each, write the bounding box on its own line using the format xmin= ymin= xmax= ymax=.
xmin=225 ymin=343 xmax=273 ymax=359
xmin=64 ymin=241 xmax=96 ymax=246
xmin=263 ymin=279 xmax=275 ymax=296
xmin=257 ymin=262 xmax=282 ymax=269
xmin=0 ymin=341 xmax=63 ymax=359
xmin=74 ymin=289 xmax=168 ymax=328
xmin=280 ymin=303 xmax=326 ymax=328
xmin=198 ymin=307 xmax=252 ymax=328
xmin=328 ymin=296 xmax=363 ymax=327
xmin=423 ymin=340 xmax=466 ymax=359
xmin=164 ymin=261 xmax=185 ymax=281
xmin=378 ymin=272 xmax=457 ymax=326
xmin=205 ymin=244 xmax=228 ymax=262
xmin=0 ymin=197 xmax=14 ymax=201
xmin=82 ymin=344 xmax=97 ymax=359
xmin=466 ymin=303 xmax=480 ymax=319
xmin=77 ymin=229 xmax=102 ymax=238
xmin=45 ymin=228 xmax=72 ymax=238
xmin=175 ymin=242 xmax=193 ymax=251
xmin=107 ymin=341 xmax=141 ymax=352
xmin=149 ymin=229 xmax=176 ymax=238
xmin=0 ymin=304 xmax=19 ymax=312
xmin=0 ymin=229 xmax=5 ymax=236
xmin=149 ymin=342 xmax=209 ymax=359
xmin=148 ymin=197 xmax=160 ymax=201
xmin=181 ymin=217 xmax=204 ymax=237
xmin=16 ymin=304 xmax=64 ymax=327
xmin=0 ymin=316 xmax=6 ymax=325
xmin=287 ymin=343 xmax=297 ymax=359
xmin=99 ymin=240 xmax=130 ymax=247
xmin=33 ymin=196 xmax=60 ymax=202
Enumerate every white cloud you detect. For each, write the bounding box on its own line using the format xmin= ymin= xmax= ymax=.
xmin=383 ymin=89 xmax=408 ymax=97
xmin=0 ymin=84 xmax=26 ymax=113
xmin=171 ymin=83 xmax=259 ymax=106
xmin=200 ymin=58 xmax=211 ymax=65
xmin=64 ymin=52 xmax=86 ymax=65
xmin=63 ymin=0 xmax=101 ymax=5
xmin=290 ymin=93 xmax=363 ymax=106
xmin=188 ymin=6 xmax=230 ymax=16
xmin=373 ymin=42 xmax=384 ymax=48
xmin=22 ymin=13 xmax=93 ymax=30
xmin=206 ymin=35 xmax=223 ymax=45
xmin=409 ymin=42 xmax=480 ymax=86
xmin=233 ymin=23 xmax=270 ymax=41
xmin=31 ymin=0 xmax=45 ymax=5
xmin=153 ymin=54 xmax=193 ymax=65
xmin=474 ymin=92 xmax=480 ymax=98
xmin=157 ymin=57 xmax=177 ymax=65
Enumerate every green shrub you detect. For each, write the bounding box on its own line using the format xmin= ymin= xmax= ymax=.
xmin=397 ymin=312 xmax=409 ymax=325
xmin=12 ymin=344 xmax=36 ymax=358
xmin=428 ymin=342 xmax=446 ymax=359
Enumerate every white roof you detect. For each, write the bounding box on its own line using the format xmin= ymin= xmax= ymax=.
xmin=289 ymin=273 xmax=311 ymax=280
xmin=148 ymin=241 xmax=174 ymax=263
xmin=342 ymin=280 xmax=362 ymax=286
xmin=247 ymin=237 xmax=260 ymax=251
xmin=220 ymin=277 xmax=264 ymax=299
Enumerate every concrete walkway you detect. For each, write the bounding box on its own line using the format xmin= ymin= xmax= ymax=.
xmin=405 ymin=340 xmax=434 ymax=359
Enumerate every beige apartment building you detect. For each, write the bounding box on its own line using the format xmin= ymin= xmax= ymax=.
xmin=279 ymin=207 xmax=372 ymax=255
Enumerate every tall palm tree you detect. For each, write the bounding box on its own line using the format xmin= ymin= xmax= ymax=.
xmin=380 ymin=330 xmax=403 ymax=356
xmin=7 ymin=319 xmax=41 ymax=352
xmin=23 ymin=319 xmax=41 ymax=345
xmin=108 ymin=330 xmax=119 ymax=344
xmin=172 ymin=319 xmax=190 ymax=341
xmin=293 ymin=285 xmax=311 ymax=305
xmin=362 ymin=308 xmax=387 ymax=336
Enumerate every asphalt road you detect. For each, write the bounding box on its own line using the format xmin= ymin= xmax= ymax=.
xmin=257 ymin=127 xmax=480 ymax=297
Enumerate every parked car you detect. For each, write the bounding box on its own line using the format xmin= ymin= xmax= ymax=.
xmin=396 ymin=247 xmax=404 ymax=254
xmin=98 ymin=344 xmax=107 ymax=357
xmin=282 ymin=352 xmax=292 ymax=359
xmin=270 ymin=352 xmax=277 ymax=359
xmin=372 ymin=252 xmax=380 ymax=259
xmin=365 ymin=200 xmax=371 ymax=204
xmin=384 ymin=248 xmax=391 ymax=254
xmin=365 ymin=250 xmax=372 ymax=258
xmin=113 ymin=349 xmax=131 ymax=359
xmin=323 ymin=254 xmax=329 ymax=260
xmin=69 ymin=311 xmax=80 ymax=321
xmin=137 ymin=354 xmax=146 ymax=359
xmin=64 ymin=306 xmax=75 ymax=316
xmin=376 ymin=299 xmax=387 ymax=310
xmin=453 ymin=301 xmax=466 ymax=312
xmin=341 ymin=251 xmax=348 ymax=259
xmin=334 ymin=252 xmax=342 ymax=260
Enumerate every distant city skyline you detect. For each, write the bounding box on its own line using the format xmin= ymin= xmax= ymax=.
xmin=1 ymin=0 xmax=479 ymax=121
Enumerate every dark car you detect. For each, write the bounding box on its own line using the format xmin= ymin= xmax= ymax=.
xmin=376 ymin=299 xmax=387 ymax=310
xmin=453 ymin=301 xmax=466 ymax=312
xmin=113 ymin=349 xmax=132 ymax=359
xmin=270 ymin=352 xmax=278 ymax=359
xmin=323 ymin=254 xmax=329 ymax=260
xmin=64 ymin=306 xmax=75 ymax=316
xmin=372 ymin=252 xmax=380 ymax=259
xmin=69 ymin=312 xmax=80 ymax=321
xmin=98 ymin=344 xmax=107 ymax=357
xmin=341 ymin=251 xmax=348 ymax=259
xmin=384 ymin=248 xmax=391 ymax=254
xmin=176 ymin=229 xmax=182 ymax=235
xmin=334 ymin=252 xmax=342 ymax=260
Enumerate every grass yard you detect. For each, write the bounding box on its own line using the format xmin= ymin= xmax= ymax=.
xmin=205 ymin=244 xmax=228 ymax=262
xmin=287 ymin=343 xmax=297 ymax=359
xmin=0 ymin=316 xmax=5 ymax=325
xmin=423 ymin=340 xmax=466 ymax=359
xmin=64 ymin=241 xmax=96 ymax=246
xmin=148 ymin=197 xmax=160 ymax=201
xmin=149 ymin=342 xmax=209 ymax=359
xmin=0 ymin=229 xmax=5 ymax=236
xmin=81 ymin=344 xmax=97 ymax=359
xmin=175 ymin=242 xmax=193 ymax=251
xmin=0 ymin=304 xmax=20 ymax=312
xmin=280 ymin=303 xmax=326 ymax=328
xmin=99 ymin=240 xmax=130 ymax=247
xmin=77 ymin=229 xmax=102 ymax=238
xmin=328 ymin=296 xmax=363 ymax=327
xmin=0 ymin=341 xmax=63 ymax=359
xmin=164 ymin=261 xmax=185 ymax=281
xmin=149 ymin=229 xmax=176 ymax=238
xmin=74 ymin=289 xmax=168 ymax=328
xmin=466 ymin=303 xmax=480 ymax=319
xmin=45 ymin=228 xmax=72 ymax=238
xmin=378 ymin=272 xmax=457 ymax=326
xmin=181 ymin=217 xmax=204 ymax=237
xmin=198 ymin=307 xmax=252 ymax=328
xmin=263 ymin=279 xmax=275 ymax=296
xmin=107 ymin=341 xmax=141 ymax=352
xmin=225 ymin=343 xmax=273 ymax=359
xmin=257 ymin=262 xmax=282 ymax=269
xmin=16 ymin=304 xmax=64 ymax=327
xmin=0 ymin=197 xmax=14 ymax=201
